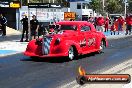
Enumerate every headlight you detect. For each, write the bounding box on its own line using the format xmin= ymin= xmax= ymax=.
xmin=55 ymin=38 xmax=60 ymax=45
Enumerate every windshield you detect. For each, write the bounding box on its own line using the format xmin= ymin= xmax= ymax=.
xmin=60 ymin=25 xmax=77 ymax=30
xmin=49 ymin=24 xmax=77 ymax=31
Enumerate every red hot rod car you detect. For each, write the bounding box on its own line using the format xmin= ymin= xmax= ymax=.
xmin=24 ymin=21 xmax=108 ymax=60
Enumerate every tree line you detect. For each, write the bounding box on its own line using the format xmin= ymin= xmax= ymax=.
xmin=90 ymin=0 xmax=132 ymax=14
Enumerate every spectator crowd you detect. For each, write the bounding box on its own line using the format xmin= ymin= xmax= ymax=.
xmin=86 ymin=14 xmax=132 ymax=35
xmin=0 ymin=13 xmax=132 ymax=42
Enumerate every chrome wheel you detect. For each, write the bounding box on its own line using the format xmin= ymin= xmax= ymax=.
xmin=99 ymin=41 xmax=105 ymax=52
xmin=100 ymin=42 xmax=103 ymax=50
xmin=68 ymin=46 xmax=74 ymax=60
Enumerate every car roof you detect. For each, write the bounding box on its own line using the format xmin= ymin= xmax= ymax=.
xmin=56 ymin=21 xmax=96 ymax=31
xmin=56 ymin=21 xmax=91 ymax=26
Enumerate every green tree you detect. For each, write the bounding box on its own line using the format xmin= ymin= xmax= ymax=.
xmin=118 ymin=0 xmax=125 ymax=13
xmin=106 ymin=0 xmax=122 ymax=14
xmin=89 ymin=0 xmax=100 ymax=12
xmin=128 ymin=0 xmax=132 ymax=13
xmin=89 ymin=0 xmax=102 ymax=13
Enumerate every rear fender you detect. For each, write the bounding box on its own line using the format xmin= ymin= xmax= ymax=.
xmin=64 ymin=40 xmax=81 ymax=54
xmin=96 ymin=37 xmax=107 ymax=49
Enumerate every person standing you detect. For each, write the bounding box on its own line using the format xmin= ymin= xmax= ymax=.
xmin=20 ymin=15 xmax=28 ymax=42
xmin=30 ymin=15 xmax=39 ymax=40
xmin=88 ymin=17 xmax=94 ymax=24
xmin=96 ymin=17 xmax=105 ymax=32
xmin=117 ymin=16 xmax=124 ymax=35
xmin=110 ymin=22 xmax=116 ymax=35
xmin=105 ymin=16 xmax=109 ymax=32
xmin=93 ymin=17 xmax=97 ymax=28
xmin=125 ymin=14 xmax=132 ymax=35
xmin=0 ymin=13 xmax=7 ymax=36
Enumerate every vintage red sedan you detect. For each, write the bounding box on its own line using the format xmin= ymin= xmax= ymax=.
xmin=24 ymin=21 xmax=108 ymax=60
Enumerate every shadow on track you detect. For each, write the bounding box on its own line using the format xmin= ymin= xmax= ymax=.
xmin=76 ymin=51 xmax=104 ymax=60
xmin=21 ymin=57 xmax=69 ymax=63
xmin=21 ymin=52 xmax=104 ymax=63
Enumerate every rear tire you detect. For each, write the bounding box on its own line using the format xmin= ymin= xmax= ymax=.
xmin=30 ymin=56 xmax=37 ymax=59
xmin=99 ymin=40 xmax=105 ymax=53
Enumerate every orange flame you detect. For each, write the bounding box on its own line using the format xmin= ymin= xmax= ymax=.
xmin=78 ymin=66 xmax=86 ymax=76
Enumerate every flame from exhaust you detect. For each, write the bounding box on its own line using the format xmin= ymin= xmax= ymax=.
xmin=78 ymin=66 xmax=86 ymax=76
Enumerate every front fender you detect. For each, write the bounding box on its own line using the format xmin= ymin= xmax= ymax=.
xmin=24 ymin=39 xmax=43 ymax=56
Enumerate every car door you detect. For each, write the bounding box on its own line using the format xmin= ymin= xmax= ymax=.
xmin=77 ymin=25 xmax=87 ymax=53
xmin=81 ymin=25 xmax=96 ymax=52
xmin=77 ymin=25 xmax=92 ymax=53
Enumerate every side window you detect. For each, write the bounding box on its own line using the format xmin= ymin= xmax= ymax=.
xmin=85 ymin=26 xmax=91 ymax=31
xmin=81 ymin=26 xmax=91 ymax=32
xmin=81 ymin=26 xmax=85 ymax=31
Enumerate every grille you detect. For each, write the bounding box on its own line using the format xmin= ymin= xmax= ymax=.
xmin=42 ymin=36 xmax=52 ymax=55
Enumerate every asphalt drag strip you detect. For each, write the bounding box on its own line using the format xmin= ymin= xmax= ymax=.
xmin=59 ymin=58 xmax=132 ymax=88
